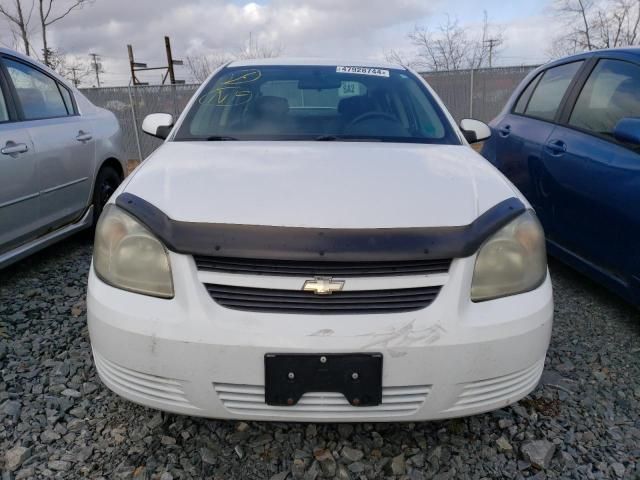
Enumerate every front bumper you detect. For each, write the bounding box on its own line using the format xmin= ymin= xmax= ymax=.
xmin=87 ymin=251 xmax=553 ymax=422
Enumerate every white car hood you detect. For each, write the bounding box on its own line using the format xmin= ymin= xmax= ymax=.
xmin=124 ymin=141 xmax=521 ymax=229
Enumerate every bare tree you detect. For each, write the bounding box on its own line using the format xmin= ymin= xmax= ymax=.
xmin=552 ymin=0 xmax=640 ymax=55
xmin=48 ymin=49 xmax=91 ymax=86
xmin=384 ymin=49 xmax=419 ymax=68
xmin=406 ymin=13 xmax=504 ymax=71
xmin=409 ymin=17 xmax=468 ymax=71
xmin=235 ymin=35 xmax=283 ymax=60
xmin=185 ymin=52 xmax=232 ymax=83
xmin=38 ymin=0 xmax=92 ymax=67
xmin=185 ymin=36 xmax=284 ymax=82
xmin=593 ymin=0 xmax=640 ymax=46
xmin=472 ymin=11 xmax=504 ymax=69
xmin=0 ymin=0 xmax=35 ymax=56
xmin=553 ymin=0 xmax=596 ymax=53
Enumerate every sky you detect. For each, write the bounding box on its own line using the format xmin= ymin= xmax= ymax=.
xmin=0 ymin=0 xmax=561 ymax=87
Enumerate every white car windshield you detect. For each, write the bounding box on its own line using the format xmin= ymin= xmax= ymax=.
xmin=174 ymin=65 xmax=459 ymax=144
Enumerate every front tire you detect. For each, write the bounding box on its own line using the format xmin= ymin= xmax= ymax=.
xmin=93 ymin=165 xmax=122 ymax=226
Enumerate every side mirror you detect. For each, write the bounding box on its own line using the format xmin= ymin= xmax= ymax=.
xmin=460 ymin=118 xmax=491 ymax=144
xmin=142 ymin=113 xmax=174 ymax=139
xmin=613 ymin=117 xmax=640 ymax=145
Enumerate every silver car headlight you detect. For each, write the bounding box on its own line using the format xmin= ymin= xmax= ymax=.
xmin=471 ymin=210 xmax=546 ymax=302
xmin=93 ymin=204 xmax=174 ymax=298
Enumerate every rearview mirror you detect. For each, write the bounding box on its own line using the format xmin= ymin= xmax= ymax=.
xmin=298 ymin=78 xmax=343 ymax=90
xmin=460 ymin=118 xmax=491 ymax=144
xmin=613 ymin=117 xmax=640 ymax=145
xmin=142 ymin=113 xmax=174 ymax=139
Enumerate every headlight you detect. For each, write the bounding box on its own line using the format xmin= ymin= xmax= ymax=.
xmin=93 ymin=205 xmax=174 ymax=298
xmin=471 ymin=210 xmax=546 ymax=302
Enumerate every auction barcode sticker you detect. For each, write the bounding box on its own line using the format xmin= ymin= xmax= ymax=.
xmin=336 ymin=66 xmax=390 ymax=77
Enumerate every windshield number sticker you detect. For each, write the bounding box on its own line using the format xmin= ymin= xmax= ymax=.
xmin=336 ymin=66 xmax=389 ymax=77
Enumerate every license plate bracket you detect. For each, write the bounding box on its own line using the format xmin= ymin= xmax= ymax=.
xmin=264 ymin=353 xmax=383 ymax=407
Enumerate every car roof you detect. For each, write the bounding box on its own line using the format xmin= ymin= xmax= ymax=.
xmin=0 ymin=46 xmax=77 ymax=90
xmin=544 ymin=47 xmax=640 ymax=67
xmin=580 ymin=46 xmax=640 ymax=56
xmin=0 ymin=46 xmax=40 ymax=64
xmin=227 ymin=57 xmax=406 ymax=70
xmin=503 ymin=47 xmax=640 ymax=113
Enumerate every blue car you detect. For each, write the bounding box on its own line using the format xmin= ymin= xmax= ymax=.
xmin=482 ymin=48 xmax=640 ymax=306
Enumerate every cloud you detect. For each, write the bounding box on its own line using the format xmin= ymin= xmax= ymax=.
xmin=0 ymin=0 xmax=560 ymax=86
xmin=498 ymin=15 xmax=562 ymax=66
xmin=42 ymin=0 xmax=438 ymax=84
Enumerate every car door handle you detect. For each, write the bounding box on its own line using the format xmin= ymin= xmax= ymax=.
xmin=545 ymin=139 xmax=567 ymax=156
xmin=1 ymin=142 xmax=29 ymax=155
xmin=498 ymin=125 xmax=511 ymax=137
xmin=76 ymin=131 xmax=93 ymax=142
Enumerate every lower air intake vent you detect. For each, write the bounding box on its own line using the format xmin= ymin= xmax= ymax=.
xmin=444 ymin=359 xmax=545 ymax=413
xmin=214 ymin=383 xmax=431 ymax=418
xmin=93 ymin=351 xmax=196 ymax=409
xmin=205 ymin=284 xmax=442 ymax=314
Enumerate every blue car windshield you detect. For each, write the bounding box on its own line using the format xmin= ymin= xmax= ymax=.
xmin=174 ymin=65 xmax=459 ymax=144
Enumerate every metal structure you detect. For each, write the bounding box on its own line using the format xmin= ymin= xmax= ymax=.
xmin=127 ymin=36 xmax=184 ymax=86
xmin=80 ymin=65 xmax=539 ymax=162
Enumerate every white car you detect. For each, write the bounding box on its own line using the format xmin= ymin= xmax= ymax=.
xmin=87 ymin=59 xmax=553 ymax=422
xmin=0 ymin=48 xmax=125 ymax=268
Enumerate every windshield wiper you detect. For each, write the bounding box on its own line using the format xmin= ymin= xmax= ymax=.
xmin=205 ymin=135 xmax=238 ymax=141
xmin=314 ymin=135 xmax=381 ymax=142
xmin=315 ymin=135 xmax=340 ymax=141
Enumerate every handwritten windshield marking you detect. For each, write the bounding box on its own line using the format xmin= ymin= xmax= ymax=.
xmin=198 ymin=69 xmax=261 ymax=106
xmin=223 ymin=69 xmax=262 ymax=85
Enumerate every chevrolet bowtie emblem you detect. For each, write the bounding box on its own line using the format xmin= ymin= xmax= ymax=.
xmin=302 ymin=277 xmax=345 ymax=295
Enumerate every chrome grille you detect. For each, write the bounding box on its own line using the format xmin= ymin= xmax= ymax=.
xmin=194 ymin=255 xmax=452 ymax=277
xmin=205 ymin=284 xmax=442 ymax=314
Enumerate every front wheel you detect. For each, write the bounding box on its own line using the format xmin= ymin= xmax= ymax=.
xmin=92 ymin=165 xmax=122 ymax=225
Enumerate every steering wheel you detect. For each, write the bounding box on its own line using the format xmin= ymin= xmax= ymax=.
xmin=346 ymin=111 xmax=398 ymax=128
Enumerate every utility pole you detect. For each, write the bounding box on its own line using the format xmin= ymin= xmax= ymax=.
xmin=70 ymin=67 xmax=80 ymax=87
xmin=484 ymin=38 xmax=501 ymax=68
xmin=89 ymin=53 xmax=102 ymax=87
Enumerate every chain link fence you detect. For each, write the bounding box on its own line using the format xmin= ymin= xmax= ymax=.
xmin=80 ymin=65 xmax=538 ymax=161
xmin=81 ymin=84 xmax=199 ymax=161
xmin=423 ymin=65 xmax=538 ymax=123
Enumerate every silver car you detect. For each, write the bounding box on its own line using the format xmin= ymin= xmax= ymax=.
xmin=0 ymin=48 xmax=125 ymax=269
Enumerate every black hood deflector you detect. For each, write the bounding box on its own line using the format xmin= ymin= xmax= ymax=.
xmin=115 ymin=192 xmax=526 ymax=261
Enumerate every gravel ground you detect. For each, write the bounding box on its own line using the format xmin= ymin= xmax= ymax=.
xmin=1 ymin=235 xmax=639 ymax=480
